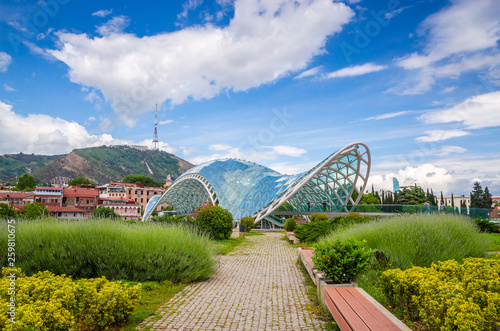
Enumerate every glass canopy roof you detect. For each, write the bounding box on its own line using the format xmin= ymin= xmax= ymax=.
xmin=143 ymin=142 xmax=370 ymax=223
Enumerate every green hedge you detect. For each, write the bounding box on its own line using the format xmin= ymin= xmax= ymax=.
xmin=284 ymin=218 xmax=296 ymax=232
xmin=195 ymin=205 xmax=234 ymax=240
xmin=294 ymin=214 xmax=369 ymax=243
xmin=0 ymin=219 xmax=216 ymax=282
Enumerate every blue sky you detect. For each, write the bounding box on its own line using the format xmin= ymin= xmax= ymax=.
xmin=0 ymin=0 xmax=499 ymax=195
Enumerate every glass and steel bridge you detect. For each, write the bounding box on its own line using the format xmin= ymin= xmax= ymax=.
xmin=143 ymin=142 xmax=371 ymax=226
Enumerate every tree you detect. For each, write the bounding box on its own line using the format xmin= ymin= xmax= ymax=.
xmin=440 ymin=191 xmax=445 ymax=205
xmin=359 ymin=193 xmax=381 ymax=205
xmin=92 ymin=206 xmax=120 ymax=219
xmin=0 ymin=203 xmax=16 ymax=219
xmin=451 ymin=193 xmax=455 ymax=208
xmin=68 ymin=177 xmax=94 ymax=186
xmin=122 ymin=175 xmax=163 ymax=188
xmin=430 ymin=189 xmax=437 ymax=206
xmin=396 ymin=185 xmax=426 ymax=205
xmin=471 ymin=182 xmax=487 ymax=208
xmin=15 ymin=174 xmax=37 ymax=191
xmin=483 ymin=187 xmax=493 ymax=209
xmin=23 ymin=202 xmax=47 ymax=219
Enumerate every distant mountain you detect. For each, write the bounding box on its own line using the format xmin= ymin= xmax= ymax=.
xmin=0 ymin=145 xmax=193 ymax=185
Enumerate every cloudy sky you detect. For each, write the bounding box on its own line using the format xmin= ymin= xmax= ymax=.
xmin=0 ymin=0 xmax=499 ymax=195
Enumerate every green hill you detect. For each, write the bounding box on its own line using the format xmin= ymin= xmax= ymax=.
xmin=0 ymin=146 xmax=193 ymax=185
xmin=0 ymin=153 xmax=61 ymax=183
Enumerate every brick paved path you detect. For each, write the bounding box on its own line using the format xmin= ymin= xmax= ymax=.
xmin=140 ymin=232 xmax=325 ymax=330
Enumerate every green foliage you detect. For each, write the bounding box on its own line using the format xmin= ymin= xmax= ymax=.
xmin=15 ymin=173 xmax=37 ymax=191
xmin=239 ymin=217 xmax=255 ymax=233
xmin=310 ymin=213 xmax=329 ymax=222
xmin=473 ymin=217 xmax=500 ymax=233
xmin=67 ymin=176 xmax=93 ymax=186
xmin=394 ymin=184 xmax=426 ymax=205
xmin=122 ymin=174 xmax=163 ymax=187
xmin=195 ymin=205 xmax=234 ymax=240
xmin=0 ymin=219 xmax=216 ymax=282
xmin=0 ymin=269 xmax=141 ymax=331
xmin=322 ymin=214 xmax=488 ymax=269
xmin=313 ymin=238 xmax=374 ymax=283
xmin=471 ymin=181 xmax=493 ymax=209
xmin=0 ymin=203 xmax=16 ymax=219
xmin=23 ymin=202 xmax=47 ymax=220
xmin=92 ymin=205 xmax=120 ymax=219
xmin=284 ymin=218 xmax=297 ymax=232
xmin=359 ymin=193 xmax=380 ymax=204
xmin=294 ymin=214 xmax=369 ymax=243
xmin=151 ymin=214 xmax=196 ymax=227
xmin=0 ymin=153 xmax=60 ymax=183
xmin=379 ymin=257 xmax=500 ymax=330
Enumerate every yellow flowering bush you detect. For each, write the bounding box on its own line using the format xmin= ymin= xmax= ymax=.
xmin=0 ymin=268 xmax=141 ymax=330
xmin=379 ymin=256 xmax=500 ymax=330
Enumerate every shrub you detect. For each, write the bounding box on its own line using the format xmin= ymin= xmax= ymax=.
xmin=474 ymin=217 xmax=500 ymax=233
xmin=92 ymin=205 xmax=120 ymax=219
xmin=379 ymin=257 xmax=500 ymax=330
xmin=310 ymin=213 xmax=329 ymax=222
xmin=0 ymin=219 xmax=216 ymax=283
xmin=322 ymin=214 xmax=488 ymax=269
xmin=239 ymin=217 xmax=255 ymax=233
xmin=294 ymin=215 xmax=370 ymax=243
xmin=284 ymin=218 xmax=297 ymax=232
xmin=0 ymin=268 xmax=141 ymax=331
xmin=195 ymin=205 xmax=233 ymax=240
xmin=313 ymin=238 xmax=374 ymax=283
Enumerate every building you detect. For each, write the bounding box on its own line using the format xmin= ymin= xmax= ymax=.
xmin=47 ymin=206 xmax=86 ymax=219
xmin=62 ymin=186 xmax=99 ymax=216
xmin=98 ymin=184 xmax=126 ymax=198
xmin=444 ymin=195 xmax=471 ymax=207
xmin=144 ymin=142 xmax=371 ymax=227
xmin=99 ymin=197 xmax=141 ymax=220
xmin=123 ymin=183 xmax=165 ymax=211
xmin=0 ymin=191 xmax=35 ymax=211
xmin=34 ymin=187 xmax=63 ymax=207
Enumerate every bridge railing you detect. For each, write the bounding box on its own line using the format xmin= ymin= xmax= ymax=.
xmin=276 ymin=204 xmax=498 ymax=220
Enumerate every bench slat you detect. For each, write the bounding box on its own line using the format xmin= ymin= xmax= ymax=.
xmin=327 ymin=288 xmax=371 ymax=331
xmin=338 ymin=287 xmax=401 ymax=331
xmin=324 ymin=287 xmax=353 ymax=331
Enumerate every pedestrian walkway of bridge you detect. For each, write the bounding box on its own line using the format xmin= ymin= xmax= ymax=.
xmin=139 ymin=232 xmax=326 ymax=330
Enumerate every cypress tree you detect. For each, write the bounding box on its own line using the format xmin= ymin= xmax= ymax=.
xmin=451 ymin=193 xmax=455 ymax=208
xmin=483 ymin=187 xmax=493 ymax=209
xmin=440 ymin=191 xmax=444 ymax=205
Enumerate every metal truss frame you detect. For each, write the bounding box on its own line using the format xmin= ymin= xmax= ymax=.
xmin=252 ymin=142 xmax=370 ymax=223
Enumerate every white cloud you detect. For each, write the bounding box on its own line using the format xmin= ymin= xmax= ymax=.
xmin=190 ymin=144 xmax=307 ymax=165
xmin=3 ymin=84 xmax=16 ymax=92
xmin=415 ymin=130 xmax=470 ymax=142
xmin=419 ymin=91 xmax=500 ymax=130
xmin=209 ymin=143 xmax=232 ymax=151
xmin=435 ymin=146 xmax=466 ymax=156
xmin=159 ymin=119 xmax=174 ymax=125
xmin=267 ymin=161 xmax=316 ymax=175
xmin=48 ymin=0 xmax=354 ymax=126
xmin=325 ymin=63 xmax=387 ymax=79
xmin=346 ymin=0 xmax=361 ymax=4
xmin=92 ymin=9 xmax=113 ymax=18
xmin=384 ymin=6 xmax=410 ymax=19
xmin=393 ymin=0 xmax=500 ymax=94
xmin=264 ymin=145 xmax=306 ymax=157
xmin=0 ymin=52 xmax=12 ymax=72
xmin=36 ymin=28 xmax=54 ymax=40
xmin=88 ymin=116 xmax=96 ymax=121
xmin=178 ymin=0 xmax=204 ymax=19
xmin=369 ymin=163 xmax=454 ymax=193
xmin=179 ymin=145 xmax=197 ymax=155
xmin=135 ymin=139 xmax=177 ymax=154
xmin=0 ymin=100 xmax=127 ymax=155
xmin=96 ymin=16 xmax=130 ymax=36
xmin=363 ymin=110 xmax=413 ymax=121
xmin=441 ymin=86 xmax=457 ymax=94
xmin=294 ymin=66 xmax=322 ymax=80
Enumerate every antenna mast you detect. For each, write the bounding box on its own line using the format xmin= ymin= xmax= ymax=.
xmin=152 ymin=103 xmax=159 ymax=150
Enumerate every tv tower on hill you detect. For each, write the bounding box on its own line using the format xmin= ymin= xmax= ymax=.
xmin=152 ymin=103 xmax=159 ymax=150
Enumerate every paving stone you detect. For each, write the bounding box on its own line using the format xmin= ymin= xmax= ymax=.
xmin=139 ymin=233 xmax=325 ymax=330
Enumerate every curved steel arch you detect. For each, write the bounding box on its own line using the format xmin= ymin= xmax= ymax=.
xmin=143 ymin=142 xmax=371 ymax=224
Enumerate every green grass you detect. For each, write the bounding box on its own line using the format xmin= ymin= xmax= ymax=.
xmin=212 ymin=232 xmax=263 ymax=255
xmin=486 ymin=232 xmax=500 ymax=252
xmin=0 ymin=219 xmax=217 ymax=282
xmin=322 ymin=214 xmax=488 ymax=270
xmin=119 ymin=280 xmax=186 ymax=331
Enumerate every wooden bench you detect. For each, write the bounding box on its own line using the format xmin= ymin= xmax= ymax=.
xmin=298 ymin=248 xmax=316 ymax=282
xmin=324 ymin=287 xmax=411 ymax=331
xmin=286 ymin=231 xmax=300 ymax=244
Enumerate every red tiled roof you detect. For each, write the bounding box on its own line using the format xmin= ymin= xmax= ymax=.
xmin=63 ymin=187 xmax=99 ymax=198
xmin=47 ymin=206 xmax=86 ymax=213
xmin=36 ymin=187 xmax=63 ymax=191
xmin=0 ymin=191 xmax=35 ymax=199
